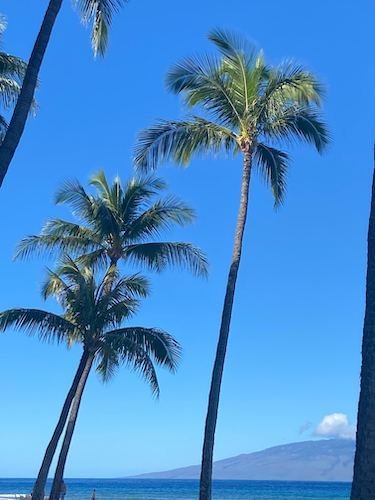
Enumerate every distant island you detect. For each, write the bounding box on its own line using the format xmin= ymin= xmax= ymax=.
xmin=132 ymin=439 xmax=354 ymax=482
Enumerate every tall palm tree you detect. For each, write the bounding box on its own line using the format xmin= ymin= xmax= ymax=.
xmin=0 ymin=0 xmax=126 ymax=188
xmin=0 ymin=15 xmax=28 ymax=141
xmin=0 ymin=259 xmax=181 ymax=500
xmin=134 ymin=29 xmax=329 ymax=500
xmin=14 ymin=172 xmax=206 ymax=500
xmin=16 ymin=171 xmax=208 ymax=276
xmin=351 ymin=146 xmax=375 ymax=499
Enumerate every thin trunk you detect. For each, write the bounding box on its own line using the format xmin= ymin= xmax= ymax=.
xmin=0 ymin=0 xmax=63 ymax=188
xmin=199 ymin=152 xmax=252 ymax=500
xmin=31 ymin=350 xmax=90 ymax=500
xmin=351 ymin=146 xmax=375 ymax=499
xmin=49 ymin=352 xmax=95 ymax=500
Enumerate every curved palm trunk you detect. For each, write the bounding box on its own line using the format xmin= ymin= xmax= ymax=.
xmin=31 ymin=350 xmax=90 ymax=500
xmin=351 ymin=149 xmax=375 ymax=500
xmin=199 ymin=152 xmax=252 ymax=500
xmin=0 ymin=0 xmax=63 ymax=188
xmin=49 ymin=352 xmax=95 ymax=500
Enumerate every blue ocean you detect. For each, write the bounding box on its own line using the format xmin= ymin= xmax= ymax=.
xmin=0 ymin=479 xmax=351 ymax=499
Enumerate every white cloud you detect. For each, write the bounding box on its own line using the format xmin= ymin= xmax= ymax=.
xmin=314 ymin=413 xmax=356 ymax=440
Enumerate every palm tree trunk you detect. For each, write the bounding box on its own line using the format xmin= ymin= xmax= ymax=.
xmin=199 ymin=151 xmax=252 ymax=500
xmin=351 ymin=146 xmax=375 ymax=500
xmin=49 ymin=352 xmax=95 ymax=500
xmin=0 ymin=0 xmax=63 ymax=188
xmin=31 ymin=350 xmax=90 ymax=500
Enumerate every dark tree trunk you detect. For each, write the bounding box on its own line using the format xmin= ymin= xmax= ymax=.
xmin=199 ymin=151 xmax=252 ymax=500
xmin=31 ymin=350 xmax=90 ymax=500
xmin=0 ymin=0 xmax=63 ymax=188
xmin=49 ymin=353 xmax=95 ymax=500
xmin=351 ymin=147 xmax=375 ymax=500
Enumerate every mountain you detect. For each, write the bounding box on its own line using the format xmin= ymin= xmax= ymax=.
xmin=133 ymin=439 xmax=355 ymax=481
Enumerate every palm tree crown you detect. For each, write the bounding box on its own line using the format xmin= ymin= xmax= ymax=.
xmin=0 ymin=258 xmax=180 ymax=395
xmin=0 ymin=15 xmax=28 ymax=141
xmin=16 ymin=171 xmax=208 ymax=277
xmin=135 ymin=28 xmax=329 ymax=203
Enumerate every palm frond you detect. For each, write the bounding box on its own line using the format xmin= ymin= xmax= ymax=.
xmin=118 ymin=175 xmax=167 ymax=225
xmin=135 ymin=118 xmax=237 ymax=171
xmin=0 ymin=308 xmax=76 ymax=343
xmin=90 ymin=173 xmax=153 ymax=236
xmin=97 ymin=326 xmax=181 ymax=395
xmin=14 ymin=220 xmax=101 ymax=260
xmin=124 ymin=241 xmax=208 ymax=277
xmin=209 ymin=28 xmax=254 ymax=62
xmin=43 ymin=258 xmax=100 ymax=331
xmin=98 ymin=272 xmax=149 ymax=306
xmin=254 ymin=143 xmax=290 ymax=206
xmin=260 ymin=63 xmax=324 ymax=112
xmin=125 ymin=196 xmax=195 ymax=240
xmin=95 ymin=272 xmax=148 ymax=328
xmin=55 ymin=256 xmax=94 ymax=285
xmin=75 ymin=248 xmax=108 ymax=268
xmin=42 ymin=219 xmax=99 ymax=240
xmin=0 ymin=53 xmax=27 ymax=81
xmin=263 ymin=105 xmax=329 ymax=153
xmin=100 ymin=300 xmax=139 ymax=328
xmin=0 ymin=113 xmax=7 ymax=141
xmin=105 ymin=327 xmax=181 ymax=372
xmin=95 ymin=340 xmax=120 ymax=380
xmin=90 ymin=170 xmax=112 ymax=201
xmin=54 ymin=179 xmax=96 ymax=223
xmin=41 ymin=268 xmax=74 ymax=303
xmin=92 ymin=198 xmax=121 ymax=239
xmin=167 ymin=55 xmax=244 ymax=127
xmin=97 ymin=340 xmax=160 ymax=396
xmin=0 ymin=14 xmax=6 ymax=36
xmin=208 ymin=28 xmax=264 ymax=117
xmin=0 ymin=77 xmax=21 ymax=108
xmin=75 ymin=0 xmax=127 ymax=56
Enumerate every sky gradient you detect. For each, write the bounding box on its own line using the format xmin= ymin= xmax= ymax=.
xmin=0 ymin=0 xmax=374 ymax=478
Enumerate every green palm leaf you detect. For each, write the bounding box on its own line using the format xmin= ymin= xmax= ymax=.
xmin=255 ymin=143 xmax=290 ymax=206
xmin=0 ymin=309 xmax=76 ymax=343
xmin=261 ymin=63 xmax=324 ymax=110
xmin=263 ymin=105 xmax=329 ymax=153
xmin=124 ymin=242 xmax=208 ymax=277
xmin=125 ymin=197 xmax=195 ymax=240
xmin=75 ymin=0 xmax=127 ymax=56
xmin=0 ymin=53 xmax=27 ymax=82
xmin=167 ymin=55 xmax=244 ymax=127
xmin=208 ymin=28 xmax=265 ymax=117
xmin=135 ymin=119 xmax=237 ymax=171
xmin=0 ymin=78 xmax=21 ymax=108
xmin=0 ymin=17 xmax=33 ymax=135
xmin=97 ymin=326 xmax=181 ymax=394
xmin=15 ymin=220 xmax=101 ymax=260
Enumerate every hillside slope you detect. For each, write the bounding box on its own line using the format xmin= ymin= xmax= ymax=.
xmin=133 ymin=439 xmax=354 ymax=481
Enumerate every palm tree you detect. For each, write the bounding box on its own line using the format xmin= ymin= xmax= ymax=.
xmin=14 ymin=171 xmax=206 ymax=500
xmin=16 ymin=171 xmax=208 ymax=276
xmin=0 ymin=259 xmax=181 ymax=500
xmin=351 ymin=145 xmax=375 ymax=499
xmin=134 ymin=28 xmax=329 ymax=500
xmin=0 ymin=0 xmax=126 ymax=188
xmin=0 ymin=15 xmax=28 ymax=141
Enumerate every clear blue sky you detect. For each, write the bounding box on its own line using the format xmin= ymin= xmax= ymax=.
xmin=0 ymin=0 xmax=374 ymax=478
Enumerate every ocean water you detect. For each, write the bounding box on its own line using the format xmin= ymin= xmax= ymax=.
xmin=0 ymin=479 xmax=351 ymax=499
